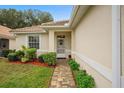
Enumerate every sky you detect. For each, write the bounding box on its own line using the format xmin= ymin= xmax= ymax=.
xmin=0 ymin=5 xmax=73 ymax=21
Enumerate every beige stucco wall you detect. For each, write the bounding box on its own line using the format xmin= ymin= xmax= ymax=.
xmin=73 ymin=5 xmax=112 ymax=87
xmin=40 ymin=33 xmax=49 ymax=51
xmin=9 ymin=39 xmax=16 ymax=50
xmin=9 ymin=33 xmax=49 ymax=54
xmin=75 ymin=55 xmax=112 ymax=87
xmin=121 ymin=6 xmax=124 ymax=76
xmin=15 ymin=34 xmax=27 ymax=50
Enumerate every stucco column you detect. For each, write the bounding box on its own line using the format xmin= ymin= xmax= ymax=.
xmin=49 ymin=30 xmax=55 ymax=52
xmin=71 ymin=30 xmax=75 ymax=58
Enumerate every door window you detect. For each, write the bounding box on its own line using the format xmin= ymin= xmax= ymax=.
xmin=57 ymin=35 xmax=65 ymax=54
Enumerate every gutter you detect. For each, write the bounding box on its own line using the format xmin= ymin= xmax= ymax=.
xmin=10 ymin=31 xmax=47 ymax=34
xmin=68 ymin=6 xmax=80 ymax=27
xmin=68 ymin=5 xmax=90 ymax=29
xmin=40 ymin=25 xmax=71 ymax=31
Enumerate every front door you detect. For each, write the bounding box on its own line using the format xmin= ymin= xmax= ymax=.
xmin=57 ymin=36 xmax=65 ymax=58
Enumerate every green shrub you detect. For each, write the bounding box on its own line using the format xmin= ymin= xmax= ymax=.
xmin=15 ymin=50 xmax=24 ymax=56
xmin=68 ymin=59 xmax=80 ymax=71
xmin=41 ymin=54 xmax=49 ymax=62
xmin=38 ymin=52 xmax=56 ymax=66
xmin=24 ymin=48 xmax=37 ymax=61
xmin=15 ymin=50 xmax=24 ymax=60
xmin=38 ymin=54 xmax=46 ymax=62
xmin=7 ymin=53 xmax=18 ymax=61
xmin=75 ymin=70 xmax=95 ymax=88
xmin=1 ymin=50 xmax=10 ymax=57
xmin=1 ymin=49 xmax=15 ymax=57
xmin=21 ymin=57 xmax=29 ymax=62
xmin=76 ymin=70 xmax=87 ymax=76
xmin=21 ymin=45 xmax=27 ymax=50
xmin=20 ymin=45 xmax=36 ymax=62
xmin=68 ymin=59 xmax=95 ymax=88
xmin=48 ymin=52 xmax=56 ymax=65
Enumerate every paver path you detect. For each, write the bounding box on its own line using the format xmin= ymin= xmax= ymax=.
xmin=49 ymin=59 xmax=75 ymax=88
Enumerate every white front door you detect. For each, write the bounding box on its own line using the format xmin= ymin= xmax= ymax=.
xmin=57 ymin=37 xmax=66 ymax=58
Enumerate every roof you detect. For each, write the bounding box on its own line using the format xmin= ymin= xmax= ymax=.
xmin=0 ymin=25 xmax=14 ymax=39
xmin=41 ymin=20 xmax=69 ymax=26
xmin=11 ymin=20 xmax=70 ymax=32
xmin=68 ymin=6 xmax=90 ymax=29
xmin=10 ymin=25 xmax=46 ymax=33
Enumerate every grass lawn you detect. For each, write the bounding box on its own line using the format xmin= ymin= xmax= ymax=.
xmin=0 ymin=59 xmax=54 ymax=88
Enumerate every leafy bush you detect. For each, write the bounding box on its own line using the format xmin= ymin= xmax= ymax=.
xmin=38 ymin=54 xmax=45 ymax=62
xmin=7 ymin=53 xmax=18 ymax=61
xmin=15 ymin=50 xmax=24 ymax=56
xmin=19 ymin=46 xmax=37 ymax=62
xmin=75 ymin=70 xmax=95 ymax=88
xmin=25 ymin=48 xmax=37 ymax=61
xmin=21 ymin=57 xmax=29 ymax=62
xmin=68 ymin=59 xmax=80 ymax=71
xmin=21 ymin=45 xmax=27 ymax=50
xmin=68 ymin=59 xmax=95 ymax=88
xmin=38 ymin=52 xmax=56 ymax=66
xmin=1 ymin=49 xmax=15 ymax=57
xmin=41 ymin=54 xmax=48 ymax=62
xmin=15 ymin=50 xmax=24 ymax=60
xmin=76 ymin=70 xmax=87 ymax=76
xmin=48 ymin=52 xmax=56 ymax=65
xmin=1 ymin=50 xmax=10 ymax=57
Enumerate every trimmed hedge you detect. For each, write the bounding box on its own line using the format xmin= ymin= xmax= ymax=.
xmin=74 ymin=70 xmax=95 ymax=88
xmin=7 ymin=53 xmax=18 ymax=61
xmin=68 ymin=59 xmax=95 ymax=88
xmin=68 ymin=59 xmax=80 ymax=71
xmin=38 ymin=52 xmax=56 ymax=66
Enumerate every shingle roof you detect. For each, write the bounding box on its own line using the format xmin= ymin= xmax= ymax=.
xmin=10 ymin=25 xmax=45 ymax=32
xmin=0 ymin=25 xmax=13 ymax=39
xmin=41 ymin=20 xmax=69 ymax=26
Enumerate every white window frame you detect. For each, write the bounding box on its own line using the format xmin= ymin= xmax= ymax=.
xmin=27 ymin=34 xmax=40 ymax=49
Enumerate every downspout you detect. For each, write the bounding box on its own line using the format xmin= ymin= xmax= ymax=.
xmin=112 ymin=5 xmax=121 ymax=88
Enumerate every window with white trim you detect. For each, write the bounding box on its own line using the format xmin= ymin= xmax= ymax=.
xmin=28 ymin=35 xmax=39 ymax=49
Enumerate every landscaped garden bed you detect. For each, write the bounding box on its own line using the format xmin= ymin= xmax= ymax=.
xmin=0 ymin=45 xmax=57 ymax=88
xmin=6 ymin=45 xmax=57 ymax=67
xmin=67 ymin=59 xmax=96 ymax=88
xmin=10 ymin=59 xmax=54 ymax=68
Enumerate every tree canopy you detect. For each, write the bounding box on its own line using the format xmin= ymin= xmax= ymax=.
xmin=0 ymin=8 xmax=53 ymax=29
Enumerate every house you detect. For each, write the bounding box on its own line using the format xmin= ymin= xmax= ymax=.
xmin=10 ymin=20 xmax=71 ymax=57
xmin=8 ymin=5 xmax=124 ymax=88
xmin=9 ymin=5 xmax=112 ymax=88
xmin=0 ymin=25 xmax=14 ymax=56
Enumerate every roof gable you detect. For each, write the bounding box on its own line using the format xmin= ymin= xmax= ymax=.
xmin=0 ymin=25 xmax=14 ymax=39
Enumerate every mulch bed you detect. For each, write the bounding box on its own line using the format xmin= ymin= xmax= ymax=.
xmin=10 ymin=59 xmax=56 ymax=68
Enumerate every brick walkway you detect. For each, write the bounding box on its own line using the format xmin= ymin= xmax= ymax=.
xmin=49 ymin=59 xmax=75 ymax=88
